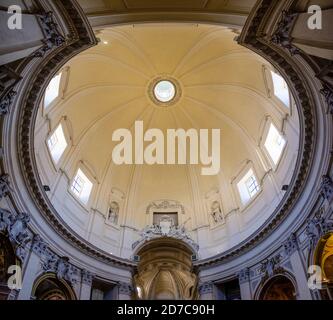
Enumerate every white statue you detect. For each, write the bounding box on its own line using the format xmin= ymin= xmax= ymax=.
xmin=159 ymin=215 xmax=173 ymax=235
xmin=108 ymin=201 xmax=119 ymax=224
xmin=211 ymin=201 xmax=223 ymax=223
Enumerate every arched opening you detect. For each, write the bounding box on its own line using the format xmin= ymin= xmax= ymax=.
xmin=258 ymin=275 xmax=297 ymax=300
xmin=313 ymin=233 xmax=333 ymax=299
xmin=320 ymin=234 xmax=333 ymax=283
xmin=0 ymin=234 xmax=17 ymax=300
xmin=32 ymin=273 xmax=76 ymax=300
xmin=134 ymin=238 xmax=197 ymax=300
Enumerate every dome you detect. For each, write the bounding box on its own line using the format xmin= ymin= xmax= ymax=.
xmin=34 ymin=23 xmax=300 ymax=260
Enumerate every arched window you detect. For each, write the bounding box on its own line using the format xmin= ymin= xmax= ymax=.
xmin=237 ymin=168 xmax=260 ymax=206
xmin=70 ymin=168 xmax=94 ymax=205
xmin=47 ymin=123 xmax=68 ymax=164
xmin=270 ymin=70 xmax=290 ymax=108
xmin=44 ymin=73 xmax=62 ymax=108
xmin=263 ymin=122 xmax=286 ymax=166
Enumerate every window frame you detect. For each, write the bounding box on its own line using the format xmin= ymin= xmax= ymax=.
xmin=45 ymin=118 xmax=70 ymax=169
xmin=42 ymin=66 xmax=70 ymax=113
xmin=262 ymin=65 xmax=292 ymax=113
xmin=232 ymin=163 xmax=262 ymax=210
xmin=69 ymin=164 xmax=96 ymax=209
xmin=260 ymin=119 xmax=287 ymax=171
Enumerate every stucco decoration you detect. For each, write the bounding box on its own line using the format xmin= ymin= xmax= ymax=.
xmin=146 ymin=200 xmax=185 ymax=215
xmin=133 ymin=223 xmax=199 ymax=252
xmin=42 ymin=255 xmax=78 ymax=285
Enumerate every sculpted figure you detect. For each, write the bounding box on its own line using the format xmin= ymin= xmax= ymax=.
xmin=9 ymin=212 xmax=31 ymax=244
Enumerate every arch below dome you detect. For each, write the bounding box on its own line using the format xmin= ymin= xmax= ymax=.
xmin=32 ymin=273 xmax=77 ymax=301
xmin=257 ymin=274 xmax=297 ymax=300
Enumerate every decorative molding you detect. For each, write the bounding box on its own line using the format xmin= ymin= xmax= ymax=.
xmin=238 ymin=267 xmax=250 ymax=284
xmin=7 ymin=212 xmax=31 ymax=245
xmin=32 ymin=234 xmax=48 ymax=256
xmin=147 ymin=76 xmax=182 ymax=107
xmin=259 ymin=254 xmax=284 ymax=281
xmin=0 ymin=89 xmax=17 ymax=116
xmin=198 ymin=282 xmax=214 ymax=295
xmin=320 ymin=85 xmax=333 ymax=114
xmin=0 ymin=209 xmax=32 ymax=262
xmin=0 ymin=66 xmax=21 ymax=116
xmin=132 ymin=224 xmax=199 ymax=252
xmin=306 ymin=210 xmax=333 ymax=248
xmin=118 ymin=282 xmax=133 ymax=295
xmin=42 ymin=255 xmax=78 ymax=285
xmin=81 ymin=269 xmax=94 ymax=286
xmin=320 ymin=175 xmax=333 ymax=202
xmin=33 ymin=12 xmax=65 ymax=58
xmin=283 ymin=233 xmax=299 ymax=256
xmin=0 ymin=174 xmax=11 ymax=201
xmin=146 ymin=199 xmax=185 ymax=215
xmin=271 ymin=10 xmax=300 ymax=56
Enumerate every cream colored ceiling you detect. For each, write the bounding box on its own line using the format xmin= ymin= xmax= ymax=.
xmin=37 ymin=24 xmax=293 ymax=233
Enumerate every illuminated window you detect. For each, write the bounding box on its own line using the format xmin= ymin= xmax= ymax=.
xmin=47 ymin=124 xmax=67 ymax=164
xmin=44 ymin=73 xmax=62 ymax=108
xmin=271 ymin=71 xmax=290 ymax=107
xmin=264 ymin=123 xmax=286 ymax=165
xmin=237 ymin=169 xmax=260 ymax=205
xmin=154 ymin=80 xmax=176 ymax=103
xmin=71 ymin=169 xmax=93 ymax=205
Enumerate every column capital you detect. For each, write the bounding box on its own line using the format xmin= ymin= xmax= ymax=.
xmin=198 ymin=282 xmax=214 ymax=295
xmin=118 ymin=282 xmax=133 ymax=295
xmin=81 ymin=269 xmax=94 ymax=286
xmin=283 ymin=233 xmax=299 ymax=256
